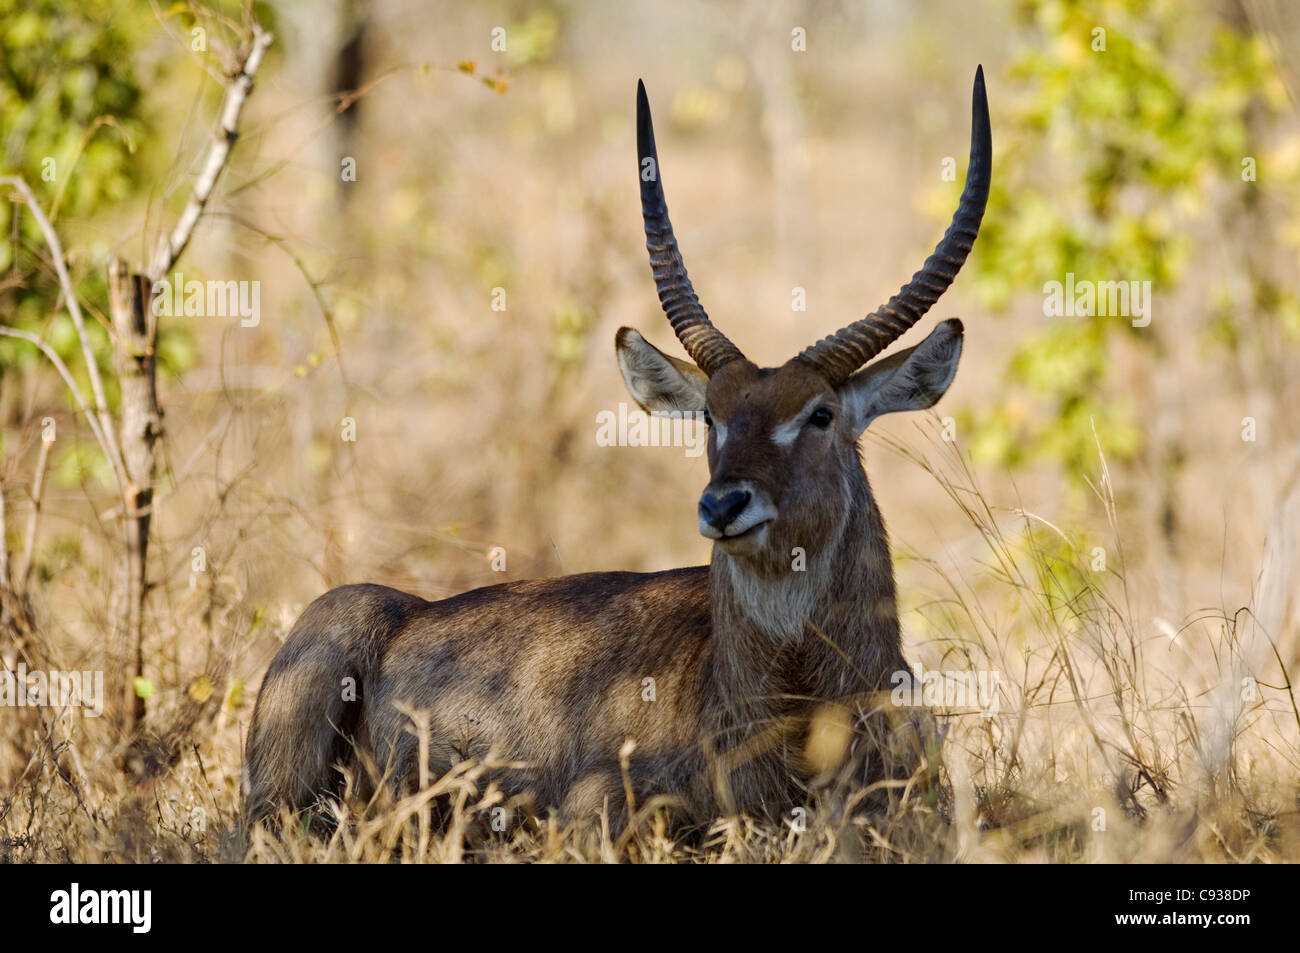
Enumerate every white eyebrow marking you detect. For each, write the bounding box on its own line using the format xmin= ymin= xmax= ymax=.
xmin=770 ymin=395 xmax=825 ymax=447
xmin=713 ymin=418 xmax=728 ymax=449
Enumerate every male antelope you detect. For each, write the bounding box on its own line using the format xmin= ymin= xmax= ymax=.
xmin=244 ymin=68 xmax=990 ymax=829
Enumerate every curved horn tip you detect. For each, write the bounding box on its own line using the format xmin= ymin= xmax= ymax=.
xmin=792 ymin=69 xmax=991 ymax=381
xmin=633 ymin=77 xmax=744 ymax=374
xmin=637 ymin=82 xmax=656 ymax=156
xmin=637 ymin=80 xmax=650 ymax=118
xmin=972 ymin=66 xmax=990 ymax=142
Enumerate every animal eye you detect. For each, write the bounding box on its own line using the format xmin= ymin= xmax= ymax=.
xmin=809 ymin=408 xmax=833 ymax=429
xmin=702 ymin=410 xmax=713 ymax=428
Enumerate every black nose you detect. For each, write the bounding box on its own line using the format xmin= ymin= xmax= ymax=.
xmin=699 ymin=489 xmax=751 ymax=531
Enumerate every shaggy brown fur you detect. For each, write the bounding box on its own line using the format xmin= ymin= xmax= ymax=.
xmin=244 ymin=70 xmax=988 ymax=832
xmin=243 ymin=353 xmax=944 ymax=829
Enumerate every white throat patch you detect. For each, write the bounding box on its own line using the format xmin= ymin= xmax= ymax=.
xmin=717 ymin=545 xmax=835 ymax=643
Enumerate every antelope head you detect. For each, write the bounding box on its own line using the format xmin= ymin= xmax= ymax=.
xmin=618 ymin=68 xmax=990 ymax=578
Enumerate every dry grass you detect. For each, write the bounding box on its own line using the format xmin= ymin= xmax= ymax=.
xmin=2 ymin=1 xmax=1297 ymax=865
xmin=3 ymin=422 xmax=1294 ymax=864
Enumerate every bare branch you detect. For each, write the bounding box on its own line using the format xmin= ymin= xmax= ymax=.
xmin=147 ymin=26 xmax=275 ymax=282
xmin=0 ymin=326 xmax=121 ymax=488
xmin=0 ymin=482 xmax=9 ymax=588
xmin=0 ymin=175 xmax=122 ymax=469
xmin=18 ymin=436 xmax=51 ymax=587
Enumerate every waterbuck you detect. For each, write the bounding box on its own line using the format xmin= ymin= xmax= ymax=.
xmin=243 ymin=67 xmax=991 ymax=830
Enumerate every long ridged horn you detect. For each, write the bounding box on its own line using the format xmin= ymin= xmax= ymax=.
xmin=796 ymin=65 xmax=991 ymax=384
xmin=638 ymin=80 xmax=746 ymax=376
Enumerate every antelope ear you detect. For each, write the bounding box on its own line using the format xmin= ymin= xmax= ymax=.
xmin=616 ymin=327 xmax=709 ymax=414
xmin=837 ymin=319 xmax=963 ymax=434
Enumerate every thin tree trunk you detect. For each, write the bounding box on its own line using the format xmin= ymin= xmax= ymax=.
xmin=106 ymin=27 xmax=273 ymax=737
xmin=108 ymin=260 xmax=159 ymax=733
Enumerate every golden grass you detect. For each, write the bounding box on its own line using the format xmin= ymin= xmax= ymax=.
xmin=3 ymin=423 xmax=1294 ymax=864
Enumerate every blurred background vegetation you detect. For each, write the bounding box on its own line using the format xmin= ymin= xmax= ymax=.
xmin=1 ymin=0 xmax=1298 ymax=851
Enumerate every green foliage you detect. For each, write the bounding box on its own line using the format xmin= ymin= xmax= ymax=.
xmin=157 ymin=321 xmax=199 ymax=380
xmin=133 ymin=675 xmax=155 ymax=700
xmin=963 ymin=319 xmax=1140 ymax=473
xmin=0 ymin=0 xmax=147 ymax=223
xmin=967 ymin=0 xmax=1300 ymax=484
xmin=504 ymin=8 xmax=560 ymax=67
xmin=548 ymin=294 xmax=595 ymax=393
xmin=51 ymin=434 xmax=114 ymax=489
xmin=0 ymin=0 xmax=152 ymax=400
